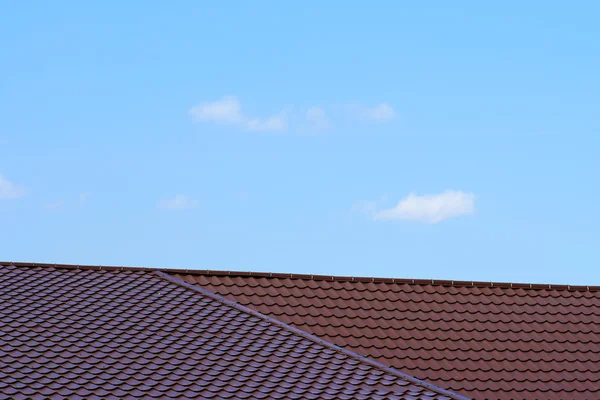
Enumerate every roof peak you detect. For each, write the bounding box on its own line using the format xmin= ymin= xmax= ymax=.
xmin=4 ymin=260 xmax=599 ymax=292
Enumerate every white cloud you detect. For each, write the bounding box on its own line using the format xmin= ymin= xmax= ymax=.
xmin=189 ymin=96 xmax=287 ymax=132
xmin=296 ymin=107 xmax=331 ymax=134
xmin=347 ymin=103 xmax=397 ymax=121
xmin=159 ymin=194 xmax=198 ymax=210
xmin=190 ymin=96 xmax=242 ymax=124
xmin=245 ymin=114 xmax=287 ymax=132
xmin=0 ymin=173 xmax=26 ymax=199
xmin=304 ymin=107 xmax=331 ymax=133
xmin=374 ymin=190 xmax=475 ymax=224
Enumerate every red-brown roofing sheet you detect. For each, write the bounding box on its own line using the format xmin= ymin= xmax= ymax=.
xmin=173 ymin=272 xmax=600 ymax=400
xmin=0 ymin=264 xmax=462 ymax=400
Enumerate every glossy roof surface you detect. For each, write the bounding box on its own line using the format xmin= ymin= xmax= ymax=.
xmin=173 ymin=270 xmax=600 ymax=400
xmin=0 ymin=263 xmax=464 ymax=400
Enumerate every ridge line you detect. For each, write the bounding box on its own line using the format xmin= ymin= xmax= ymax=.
xmin=3 ymin=261 xmax=599 ymax=292
xmin=153 ymin=270 xmax=470 ymax=400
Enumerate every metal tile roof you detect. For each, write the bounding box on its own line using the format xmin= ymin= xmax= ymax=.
xmin=0 ymin=263 xmax=464 ymax=400
xmin=172 ymin=270 xmax=600 ymax=400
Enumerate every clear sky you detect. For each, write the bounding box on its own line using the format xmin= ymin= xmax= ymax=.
xmin=1 ymin=2 xmax=599 ymax=285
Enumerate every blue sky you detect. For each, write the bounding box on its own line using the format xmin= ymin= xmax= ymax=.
xmin=1 ymin=2 xmax=599 ymax=284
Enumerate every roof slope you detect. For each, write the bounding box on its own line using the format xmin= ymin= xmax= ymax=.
xmin=0 ymin=263 xmax=463 ymax=400
xmin=173 ymin=271 xmax=600 ymax=400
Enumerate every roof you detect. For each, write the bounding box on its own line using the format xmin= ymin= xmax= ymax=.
xmin=0 ymin=263 xmax=465 ymax=400
xmin=171 ymin=270 xmax=600 ymax=400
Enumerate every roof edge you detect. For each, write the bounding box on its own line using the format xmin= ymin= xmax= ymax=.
xmin=154 ymin=270 xmax=470 ymax=400
xmin=3 ymin=261 xmax=599 ymax=292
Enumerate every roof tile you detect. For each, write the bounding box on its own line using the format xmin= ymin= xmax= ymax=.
xmin=0 ymin=264 xmax=461 ymax=399
xmin=174 ymin=270 xmax=600 ymax=400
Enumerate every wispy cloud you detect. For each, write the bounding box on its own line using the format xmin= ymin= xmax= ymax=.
xmin=373 ymin=190 xmax=475 ymax=224
xmin=189 ymin=96 xmax=288 ymax=132
xmin=189 ymin=97 xmax=399 ymax=133
xmin=346 ymin=103 xmax=397 ymax=121
xmin=0 ymin=173 xmax=26 ymax=199
xmin=298 ymin=107 xmax=331 ymax=134
xmin=159 ymin=194 xmax=198 ymax=210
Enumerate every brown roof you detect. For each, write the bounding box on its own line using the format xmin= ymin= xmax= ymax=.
xmin=0 ymin=263 xmax=465 ymax=400
xmin=172 ymin=270 xmax=600 ymax=400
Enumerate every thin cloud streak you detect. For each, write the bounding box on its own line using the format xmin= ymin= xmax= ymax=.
xmin=189 ymin=97 xmax=397 ymax=134
xmin=189 ymin=96 xmax=287 ymax=132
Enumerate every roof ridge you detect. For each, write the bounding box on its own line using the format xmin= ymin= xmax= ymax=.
xmin=4 ymin=261 xmax=599 ymax=292
xmin=153 ymin=271 xmax=470 ymax=400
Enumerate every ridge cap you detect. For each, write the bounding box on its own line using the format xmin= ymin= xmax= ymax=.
xmin=3 ymin=261 xmax=598 ymax=292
